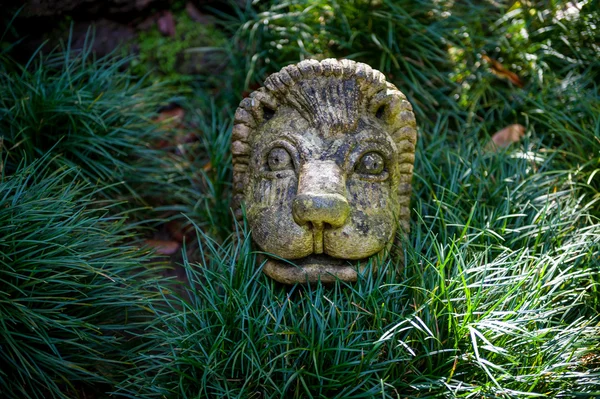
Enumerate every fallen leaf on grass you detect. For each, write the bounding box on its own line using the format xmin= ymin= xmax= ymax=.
xmin=482 ymin=55 xmax=524 ymax=88
xmin=157 ymin=11 xmax=176 ymax=37
xmin=155 ymin=107 xmax=185 ymax=124
xmin=166 ymin=220 xmax=196 ymax=243
xmin=145 ymin=239 xmax=180 ymax=255
xmin=151 ymin=107 xmax=186 ymax=149
xmin=176 ymin=132 xmax=197 ymax=145
xmin=487 ymin=124 xmax=525 ymax=150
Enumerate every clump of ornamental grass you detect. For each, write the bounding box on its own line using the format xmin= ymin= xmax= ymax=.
xmin=404 ymin=117 xmax=600 ymax=396
xmin=212 ymin=0 xmax=459 ymax=121
xmin=0 ymin=41 xmax=177 ymax=205
xmin=151 ymin=96 xmax=234 ymax=242
xmin=209 ymin=1 xmax=597 ymax=140
xmin=109 ymin=1 xmax=600 ymax=397
xmin=524 ymin=72 xmax=600 ymax=208
xmin=0 ymin=156 xmax=166 ymax=399
xmin=114 ymin=106 xmax=600 ymax=398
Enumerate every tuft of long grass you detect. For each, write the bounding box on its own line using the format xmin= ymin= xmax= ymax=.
xmin=152 ymin=97 xmax=234 ymax=241
xmin=112 ymin=3 xmax=600 ymax=395
xmin=399 ymin=120 xmax=600 ymax=396
xmin=117 ymin=235 xmax=418 ymax=398
xmin=0 ymin=40 xmax=176 ymax=203
xmin=212 ymin=0 xmax=460 ymax=122
xmin=115 ymin=106 xmax=600 ymax=398
xmin=0 ymin=156 xmax=165 ymax=399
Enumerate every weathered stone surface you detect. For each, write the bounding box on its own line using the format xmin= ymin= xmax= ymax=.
xmin=232 ymin=58 xmax=417 ymax=284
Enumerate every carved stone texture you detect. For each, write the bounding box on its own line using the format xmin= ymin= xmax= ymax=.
xmin=232 ymin=59 xmax=416 ymax=284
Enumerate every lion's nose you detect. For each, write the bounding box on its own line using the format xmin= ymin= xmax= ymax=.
xmin=292 ymin=193 xmax=350 ymax=228
xmin=292 ymin=160 xmax=350 ymax=229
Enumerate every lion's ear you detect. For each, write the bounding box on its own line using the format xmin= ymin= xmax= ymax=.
xmin=368 ymin=85 xmax=412 ymax=126
xmin=249 ymin=89 xmax=279 ymax=124
xmin=235 ymin=88 xmax=280 ymax=126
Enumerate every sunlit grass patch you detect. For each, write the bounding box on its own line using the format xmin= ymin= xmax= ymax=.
xmin=116 ymin=116 xmax=600 ymax=397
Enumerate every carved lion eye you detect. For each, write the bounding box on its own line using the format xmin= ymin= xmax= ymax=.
xmin=356 ymin=152 xmax=385 ymax=175
xmin=267 ymin=147 xmax=293 ymax=171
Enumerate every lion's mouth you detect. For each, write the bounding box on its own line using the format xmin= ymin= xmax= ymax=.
xmin=286 ymin=254 xmax=365 ymax=267
xmin=262 ymin=253 xmax=372 ymax=284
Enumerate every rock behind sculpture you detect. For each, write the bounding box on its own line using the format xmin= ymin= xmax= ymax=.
xmin=232 ymin=59 xmax=416 ymax=284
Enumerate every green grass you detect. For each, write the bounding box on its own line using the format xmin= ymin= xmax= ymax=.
xmin=0 ymin=156 xmax=166 ymax=399
xmin=212 ymin=0 xmax=459 ymax=120
xmin=114 ymin=2 xmax=600 ymax=397
xmin=116 ymin=123 xmax=600 ymax=398
xmin=152 ymin=99 xmax=234 ymax=241
xmin=1 ymin=1 xmax=599 ymax=397
xmin=0 ymin=41 xmax=177 ymax=207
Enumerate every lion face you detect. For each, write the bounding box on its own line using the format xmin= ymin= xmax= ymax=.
xmin=246 ymin=107 xmax=399 ymax=283
xmin=231 ymin=59 xmax=416 ymax=284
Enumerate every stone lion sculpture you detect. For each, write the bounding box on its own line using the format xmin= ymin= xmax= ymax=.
xmin=231 ymin=58 xmax=416 ymax=284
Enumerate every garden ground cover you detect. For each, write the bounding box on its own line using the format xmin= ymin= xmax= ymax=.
xmin=1 ymin=1 xmax=599 ymax=398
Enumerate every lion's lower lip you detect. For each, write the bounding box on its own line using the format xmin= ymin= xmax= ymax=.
xmin=262 ymin=254 xmax=371 ymax=284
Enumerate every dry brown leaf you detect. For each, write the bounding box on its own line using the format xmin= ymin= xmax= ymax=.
xmin=581 ymin=352 xmax=600 ymax=368
xmin=489 ymin=124 xmax=525 ymax=150
xmin=145 ymin=239 xmax=180 ymax=255
xmin=157 ymin=11 xmax=176 ymax=37
xmin=151 ymin=107 xmax=186 ymax=149
xmin=153 ymin=139 xmax=171 ymax=149
xmin=155 ymin=107 xmax=185 ymax=124
xmin=165 ymin=221 xmax=196 ymax=243
xmin=482 ymin=55 xmax=524 ymax=88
